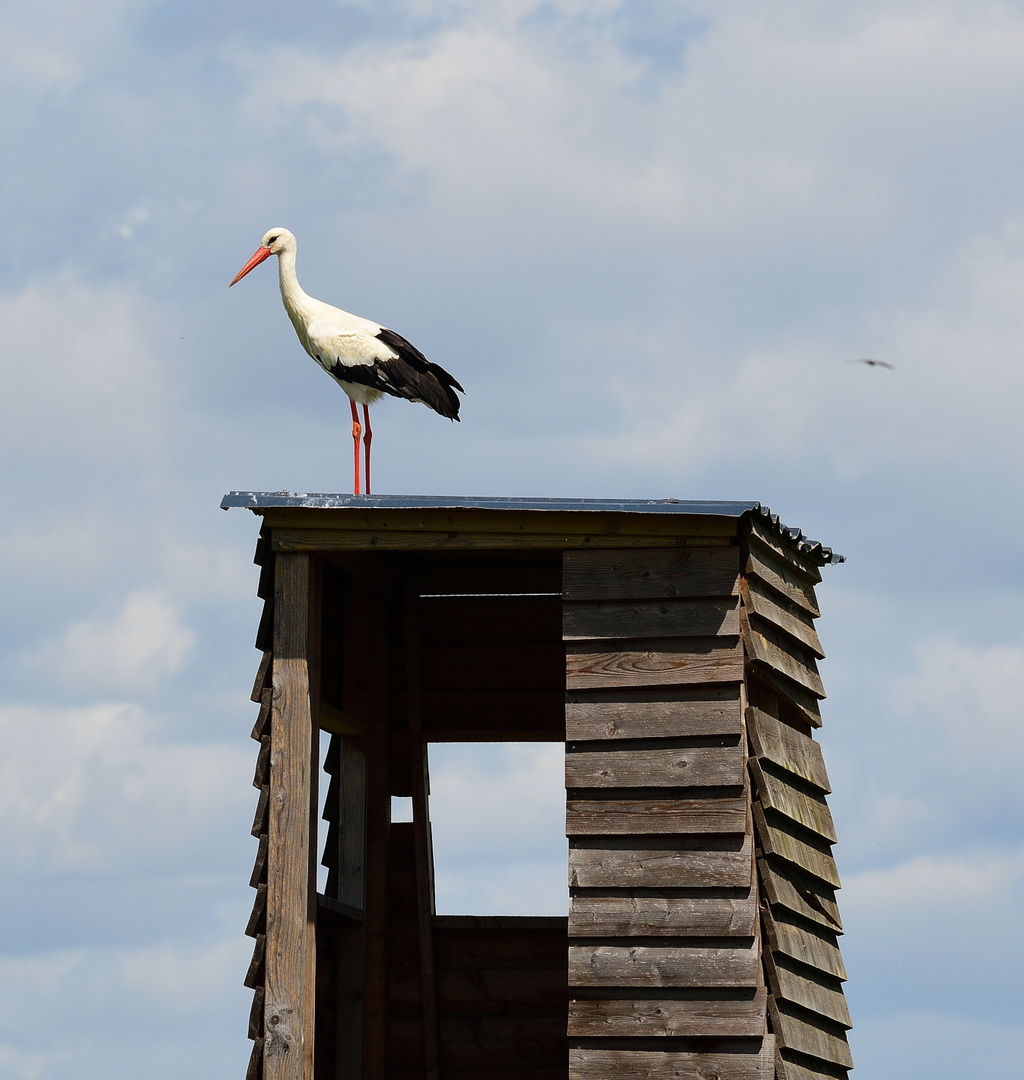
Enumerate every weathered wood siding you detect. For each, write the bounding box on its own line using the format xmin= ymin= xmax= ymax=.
xmin=740 ymin=516 xmax=852 ymax=1080
xmin=564 ymin=546 xmax=772 ymax=1078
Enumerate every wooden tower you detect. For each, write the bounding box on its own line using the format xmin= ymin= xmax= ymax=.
xmin=223 ymin=494 xmax=852 ymax=1080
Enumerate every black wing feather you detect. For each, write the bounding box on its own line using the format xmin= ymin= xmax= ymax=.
xmin=325 ymin=327 xmax=463 ymax=420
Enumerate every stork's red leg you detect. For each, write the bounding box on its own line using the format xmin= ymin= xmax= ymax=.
xmin=350 ymin=399 xmax=362 ymax=495
xmin=362 ymin=403 xmax=373 ymax=496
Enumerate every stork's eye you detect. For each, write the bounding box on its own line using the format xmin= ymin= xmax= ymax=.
xmin=267 ymin=235 xmax=279 ymax=245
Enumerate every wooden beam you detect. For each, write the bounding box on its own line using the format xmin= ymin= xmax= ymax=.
xmin=265 ymin=553 xmax=320 ymax=1080
xmin=569 ymin=894 xmax=757 ymax=937
xmin=566 ymin=638 xmax=744 ymax=690
xmin=567 ymin=990 xmax=767 ymax=1038
xmin=404 ymin=583 xmax=441 ymax=1080
xmin=569 ymin=836 xmax=753 ymax=889
xmin=566 ymin=744 xmax=744 ymax=789
xmin=746 ymin=708 xmax=831 ymax=794
xmin=565 ymin=687 xmax=742 ymax=741
xmin=563 ymin=547 xmax=740 ymax=602
xmin=569 ymin=941 xmax=759 ymax=988
xmin=569 ymin=1042 xmax=775 ymax=1079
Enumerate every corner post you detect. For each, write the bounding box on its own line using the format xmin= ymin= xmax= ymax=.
xmin=266 ymin=552 xmax=321 ymax=1080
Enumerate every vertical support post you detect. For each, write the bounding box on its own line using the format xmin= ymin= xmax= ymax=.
xmin=404 ymin=582 xmax=440 ymax=1080
xmin=266 ymin=553 xmax=320 ymax=1080
xmin=349 ymin=576 xmax=389 ymax=1080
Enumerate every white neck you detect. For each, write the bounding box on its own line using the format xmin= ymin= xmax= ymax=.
xmin=276 ymin=243 xmax=316 ymax=320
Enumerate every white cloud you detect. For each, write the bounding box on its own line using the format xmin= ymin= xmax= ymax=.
xmin=23 ymin=591 xmax=194 ymax=694
xmin=0 ymin=702 xmax=250 ymax=875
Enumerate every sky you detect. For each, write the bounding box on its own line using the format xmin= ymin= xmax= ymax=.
xmin=1 ymin=1 xmax=1023 ymax=1076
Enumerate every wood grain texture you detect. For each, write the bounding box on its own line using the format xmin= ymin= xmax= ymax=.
xmin=566 ymin=639 xmax=744 ymax=690
xmin=567 ymin=990 xmax=767 ymax=1038
xmin=566 ymin=745 xmax=745 ymax=789
xmin=567 ymin=797 xmax=748 ymax=836
xmin=741 ymin=578 xmax=824 ymax=658
xmin=272 ymin=527 xmax=734 ymax=553
xmin=565 ymin=689 xmax=741 ymax=741
xmin=744 ymin=541 xmax=820 ymax=618
xmin=563 ymin=598 xmax=739 ymax=641
xmin=764 ymin=917 xmax=846 ymax=981
xmin=746 ymin=667 xmax=822 ymax=730
xmin=569 ymin=837 xmax=753 ymax=889
xmin=769 ymin=998 xmax=853 ymax=1069
xmin=758 ymin=859 xmax=842 ymax=934
xmin=749 ymin=761 xmax=836 ymax=843
xmin=753 ymin=806 xmax=840 ymax=889
xmin=569 ymin=941 xmax=759 ymax=988
xmin=744 ymin=516 xmax=822 ymax=584
xmin=569 ymin=1041 xmax=775 ymax=1079
xmin=252 ymin=650 xmax=273 ymax=702
xmin=763 ymin=950 xmax=851 ymax=1029
xmin=746 ymin=709 xmax=830 ymax=794
xmin=265 ymin=553 xmax=319 ymax=1080
xmin=563 ymin=547 xmax=740 ymax=601
xmin=776 ymin=1051 xmax=850 ymax=1080
xmin=742 ymin=613 xmax=825 ymax=699
xmin=569 ymin=894 xmax=757 ymax=937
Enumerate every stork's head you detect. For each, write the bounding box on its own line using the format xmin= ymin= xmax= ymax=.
xmin=229 ymin=227 xmax=296 ymax=286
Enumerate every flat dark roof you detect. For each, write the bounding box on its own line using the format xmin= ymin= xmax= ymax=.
xmin=220 ymin=492 xmax=841 ymax=563
xmin=220 ymin=492 xmax=760 ymax=515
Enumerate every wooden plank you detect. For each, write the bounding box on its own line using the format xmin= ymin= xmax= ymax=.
xmin=741 ymin=577 xmax=824 ymax=658
xmin=566 ymin=745 xmax=744 ymax=789
xmin=245 ymin=933 xmax=266 ymax=989
xmin=742 ymin=613 xmax=824 ymax=699
xmin=763 ymin=950 xmax=851 ymax=1029
xmin=749 ymin=760 xmax=836 ymax=842
xmin=769 ymin=998 xmax=853 ymax=1069
xmin=569 ymin=1041 xmax=774 ymax=1079
xmin=563 ymin=598 xmax=739 ymax=641
xmin=252 ymin=687 xmax=272 ymax=741
xmin=569 ymin=941 xmax=759 ymax=988
xmin=764 ymin=916 xmax=846 ymax=981
xmin=567 ymin=797 xmax=748 ymax=836
xmin=566 ymin=688 xmax=741 ymax=741
xmin=246 ymin=883 xmax=268 ymax=937
xmin=744 ymin=540 xmax=819 ymax=618
xmin=264 ymin=506 xmax=739 ymax=541
xmin=335 ymin=739 xmax=366 ymax=909
xmin=273 ymin=528 xmax=732 ymax=553
xmin=252 ymin=784 xmax=269 ymax=837
xmin=569 ymin=894 xmax=757 ymax=937
xmin=747 ymin=666 xmax=822 ymax=729
xmin=569 ymin=836 xmax=753 ymax=889
xmin=758 ymin=859 xmax=842 ymax=933
xmin=776 ymin=1051 xmax=850 ymax=1080
xmin=404 ymin=585 xmax=441 ymax=1080
xmin=563 ymin=547 xmax=740 ymax=601
xmin=753 ymin=806 xmax=840 ymax=890
xmin=747 ymin=709 xmax=830 ymax=793
xmin=253 ymin=650 xmax=273 ymax=702
xmin=567 ymin=989 xmax=767 ymax=1037
xmin=250 ymin=834 xmax=268 ymax=889
xmin=346 ymin=573 xmax=389 ymax=1080
xmin=265 ymin=553 xmax=319 ymax=1080
xmin=566 ymin=639 xmax=744 ymax=690
xmin=745 ymin=515 xmax=822 ymax=583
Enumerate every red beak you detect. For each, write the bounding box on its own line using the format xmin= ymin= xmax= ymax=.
xmin=229 ymin=245 xmax=272 ymax=286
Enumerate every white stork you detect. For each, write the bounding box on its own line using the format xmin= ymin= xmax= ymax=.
xmin=230 ymin=228 xmax=463 ymax=495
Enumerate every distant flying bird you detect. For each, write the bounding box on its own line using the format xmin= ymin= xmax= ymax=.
xmin=847 ymin=358 xmax=895 ymax=369
xmin=230 ymin=228 xmax=463 ymax=495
